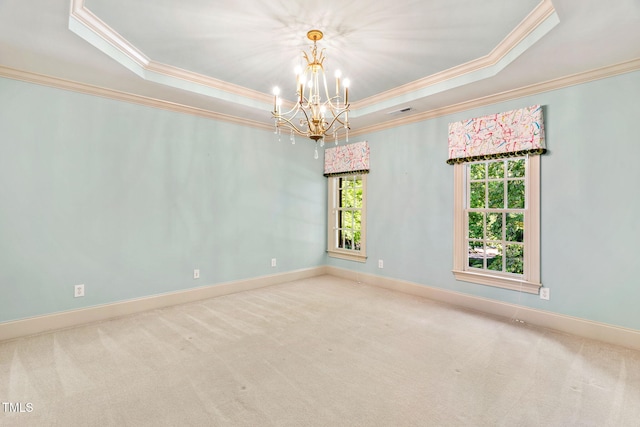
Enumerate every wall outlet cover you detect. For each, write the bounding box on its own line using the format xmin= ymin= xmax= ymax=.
xmin=540 ymin=288 xmax=550 ymax=300
xmin=74 ymin=284 xmax=85 ymax=298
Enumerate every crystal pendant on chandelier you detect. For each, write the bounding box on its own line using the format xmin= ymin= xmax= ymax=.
xmin=271 ymin=30 xmax=351 ymax=157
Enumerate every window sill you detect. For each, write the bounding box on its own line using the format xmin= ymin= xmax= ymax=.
xmin=328 ymin=250 xmax=367 ymax=263
xmin=452 ymin=270 xmax=541 ymax=294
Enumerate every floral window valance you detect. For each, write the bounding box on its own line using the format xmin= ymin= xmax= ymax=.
xmin=447 ymin=105 xmax=546 ymax=164
xmin=324 ymin=141 xmax=370 ymax=177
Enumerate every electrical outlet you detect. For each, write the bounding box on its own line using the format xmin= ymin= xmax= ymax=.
xmin=540 ymin=288 xmax=550 ymax=300
xmin=193 ymin=269 xmax=200 ymax=279
xmin=74 ymin=284 xmax=85 ymax=298
xmin=271 ymin=258 xmax=277 ymax=267
xmin=378 ymin=259 xmax=384 ymax=269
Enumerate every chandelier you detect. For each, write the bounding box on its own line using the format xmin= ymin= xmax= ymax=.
xmin=272 ymin=30 xmax=351 ymax=158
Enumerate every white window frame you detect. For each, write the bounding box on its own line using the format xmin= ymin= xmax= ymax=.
xmin=327 ymin=174 xmax=367 ymax=262
xmin=452 ymin=155 xmax=541 ymax=294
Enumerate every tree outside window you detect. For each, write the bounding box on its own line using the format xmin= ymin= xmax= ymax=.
xmin=466 ymin=158 xmax=526 ymax=276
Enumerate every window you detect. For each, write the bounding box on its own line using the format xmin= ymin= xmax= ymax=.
xmin=327 ymin=174 xmax=367 ymax=262
xmin=453 ymin=155 xmax=541 ymax=293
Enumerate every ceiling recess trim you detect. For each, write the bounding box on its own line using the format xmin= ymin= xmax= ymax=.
xmin=68 ymin=0 xmax=273 ymax=111
xmin=68 ymin=0 xmax=558 ymax=120
xmin=351 ymin=0 xmax=559 ymax=117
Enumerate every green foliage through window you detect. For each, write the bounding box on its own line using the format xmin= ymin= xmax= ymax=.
xmin=337 ymin=176 xmax=363 ymax=251
xmin=466 ymin=158 xmax=525 ymax=275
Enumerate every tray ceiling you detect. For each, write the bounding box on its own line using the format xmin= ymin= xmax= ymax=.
xmin=1 ymin=0 xmax=639 ymax=135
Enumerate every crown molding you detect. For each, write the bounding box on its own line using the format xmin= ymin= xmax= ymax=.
xmin=69 ymin=0 xmax=149 ymax=68
xmin=0 ymin=65 xmax=273 ymax=132
xmin=69 ymin=0 xmax=272 ymax=109
xmin=350 ymin=57 xmax=640 ymax=137
xmin=144 ymin=61 xmax=272 ymax=104
xmin=2 ymin=58 xmax=638 ymax=138
xmin=353 ymin=0 xmax=558 ymax=113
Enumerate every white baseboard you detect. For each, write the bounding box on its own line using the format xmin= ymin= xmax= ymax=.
xmin=326 ymin=266 xmax=640 ymax=352
xmin=3 ymin=265 xmax=638 ymax=352
xmin=0 ymin=266 xmax=327 ymax=342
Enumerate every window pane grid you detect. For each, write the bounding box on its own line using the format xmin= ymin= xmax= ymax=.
xmin=336 ymin=176 xmax=363 ymax=252
xmin=465 ymin=158 xmax=526 ymax=276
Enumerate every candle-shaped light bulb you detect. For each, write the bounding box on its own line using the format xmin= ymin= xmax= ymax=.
xmin=294 ymin=66 xmax=302 ymax=91
xmin=299 ymin=76 xmax=306 ymax=104
xmin=335 ymin=70 xmax=342 ymax=97
xmin=343 ymin=78 xmax=350 ymax=105
xmin=272 ymin=87 xmax=280 ymax=112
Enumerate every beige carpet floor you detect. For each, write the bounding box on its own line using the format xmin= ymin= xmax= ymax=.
xmin=1 ymin=275 xmax=639 ymax=426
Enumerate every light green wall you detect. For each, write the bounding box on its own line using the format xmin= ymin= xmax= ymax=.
xmin=328 ymin=70 xmax=640 ymax=331
xmin=2 ymin=70 xmax=639 ymax=331
xmin=0 ymin=78 xmax=327 ymax=322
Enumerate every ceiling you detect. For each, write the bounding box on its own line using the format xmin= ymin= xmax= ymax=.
xmin=1 ymin=0 xmax=640 ymax=136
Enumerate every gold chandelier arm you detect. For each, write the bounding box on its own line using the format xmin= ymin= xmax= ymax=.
xmin=298 ymin=103 xmax=312 ymax=126
xmin=321 ymin=100 xmax=347 ymax=118
xmin=322 ymin=108 xmax=350 ymax=132
xmin=273 ymin=103 xmax=313 ymax=137
xmin=278 ymin=102 xmax=301 ymax=118
xmin=274 ymin=116 xmax=308 ymax=138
